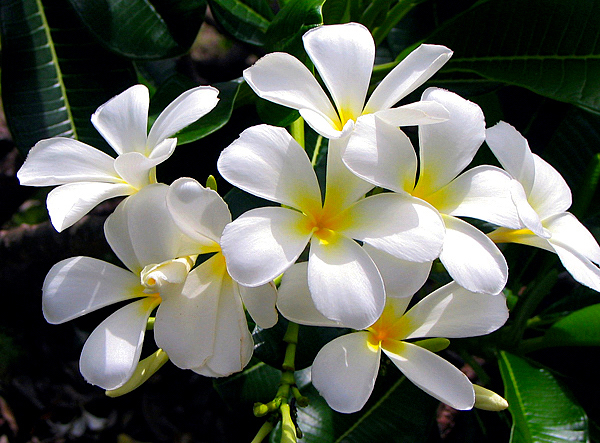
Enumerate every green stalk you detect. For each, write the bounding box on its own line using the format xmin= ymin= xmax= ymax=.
xmin=290 ymin=117 xmax=305 ymax=150
xmin=372 ymin=0 xmax=426 ymax=46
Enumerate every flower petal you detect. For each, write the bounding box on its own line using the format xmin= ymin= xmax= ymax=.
xmin=529 ymin=154 xmax=572 ymax=219
xmin=383 ymin=341 xmax=474 ymax=410
xmin=80 ymin=297 xmax=159 ymax=390
xmin=311 ymin=331 xmax=381 ymax=413
xmin=509 ymin=179 xmax=548 ymax=237
xmin=308 ymin=231 xmax=384 ymax=329
xmin=17 ymin=138 xmax=119 ymax=186
xmin=153 ymin=254 xmax=224 ymax=369
xmin=340 ymin=193 xmax=444 ymax=262
xmin=277 ymin=262 xmax=343 ymax=327
xmin=47 ymin=181 xmax=133 ymax=232
xmin=365 ymin=44 xmax=452 ymax=113
xmin=544 ymin=212 xmax=600 ymax=264
xmin=426 ymin=165 xmax=522 ymax=229
xmin=146 ymin=86 xmax=219 ymax=151
xmin=400 ymin=281 xmax=509 ymax=339
xmin=243 ymin=53 xmax=341 ymax=132
xmin=373 ymin=100 xmax=450 ymax=127
xmin=303 ymin=23 xmax=374 ymax=123
xmin=343 ymin=114 xmax=417 ymax=193
xmin=439 ymin=215 xmax=508 ymax=294
xmin=167 ymin=177 xmax=230 ymax=248
xmin=414 ymin=88 xmax=485 ymax=197
xmin=113 ymin=150 xmax=168 ymax=190
xmin=218 ymin=125 xmax=322 ymax=212
xmin=237 ymin=281 xmax=278 ymax=329
xmin=364 ymin=244 xmax=431 ymax=299
xmin=42 ymin=256 xmax=143 ymax=324
xmin=549 ymin=241 xmax=600 ymax=292
xmin=220 ymin=207 xmax=313 ymax=286
xmin=91 ymin=84 xmax=150 ymax=155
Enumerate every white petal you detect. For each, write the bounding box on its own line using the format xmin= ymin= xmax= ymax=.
xmin=243 ymin=53 xmax=341 ymax=132
xmin=365 ymin=44 xmax=452 ymax=113
xmin=343 ymin=114 xmax=417 ymax=193
xmin=80 ymin=297 xmax=158 ymax=390
xmin=303 ymin=23 xmax=374 ymax=123
xmin=414 ymin=88 xmax=485 ymax=197
xmin=308 ymin=232 xmax=384 ymax=329
xmin=220 ymin=207 xmax=313 ymax=286
xmin=487 ymin=227 xmax=554 ymax=252
xmin=47 ymin=181 xmax=134 ymax=232
xmin=402 ymin=281 xmax=509 ymax=339
xmin=486 ymin=121 xmax=536 ymax=195
xmin=364 ymin=244 xmax=431 ymax=299
xmin=42 ymin=256 xmax=143 ymax=324
xmin=91 ymin=84 xmax=150 ymax=155
xmin=237 ymin=281 xmax=278 ymax=329
xmin=147 ymin=86 xmax=219 ymax=150
xmin=323 ymin=137 xmax=374 ymax=215
xmin=439 ymin=215 xmax=507 ymax=295
xmin=311 ymin=332 xmax=381 ymax=413
xmin=104 ymin=184 xmax=193 ymax=273
xmin=373 ymin=101 xmax=450 ymax=126
xmin=153 ymin=254 xmax=224 ymax=369
xmin=509 ymin=179 xmax=548 ymax=237
xmin=528 ymin=154 xmax=572 ymax=219
xmin=167 ymin=177 xmax=230 ymax=247
xmin=427 ymin=166 xmax=522 ymax=229
xmin=113 ymin=151 xmax=166 ymax=190
xmin=17 ymin=138 xmax=119 ymax=186
xmin=218 ymin=125 xmax=322 ymax=212
xmin=340 ymin=193 xmax=444 ymax=262
xmin=549 ymin=241 xmax=600 ymax=292
xmin=277 ymin=262 xmax=343 ymax=327
xmin=545 ymin=212 xmax=600 ymax=265
xmin=383 ymin=341 xmax=474 ymax=410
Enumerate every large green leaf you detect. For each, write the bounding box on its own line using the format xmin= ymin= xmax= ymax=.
xmin=542 ymin=303 xmax=600 ymax=348
xmin=67 ymin=0 xmax=205 ymax=60
xmin=0 ymin=0 xmax=136 ymax=155
xmin=498 ymin=351 xmax=588 ymax=442
xmin=428 ymin=0 xmax=600 ymax=113
xmin=207 ymin=0 xmax=273 ymax=46
xmin=214 ymin=359 xmax=281 ymax=406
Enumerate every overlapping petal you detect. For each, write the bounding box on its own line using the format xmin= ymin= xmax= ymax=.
xmin=237 ymin=282 xmax=278 ymax=329
xmin=549 ymin=242 xmax=600 ymax=292
xmin=544 ymin=212 xmax=600 ymax=264
xmin=373 ymin=101 xmax=450 ymax=126
xmin=508 ymin=180 xmax=547 ymax=237
xmin=528 ymin=155 xmax=572 ymax=218
xmin=311 ymin=332 xmax=381 ymax=414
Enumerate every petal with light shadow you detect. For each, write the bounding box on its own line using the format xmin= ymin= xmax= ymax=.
xmin=43 ymin=256 xmax=143 ymax=324
xmin=47 ymin=181 xmax=133 ymax=232
xmin=218 ymin=125 xmax=322 ymax=213
xmin=509 ymin=179 xmax=548 ymax=237
xmin=80 ymin=297 xmax=159 ymax=390
xmin=528 ymin=155 xmax=572 ymax=218
xmin=308 ymin=232 xmax=384 ymax=329
xmin=400 ymin=281 xmax=509 ymax=340
xmin=220 ymin=207 xmax=313 ymax=287
xmin=17 ymin=138 xmax=119 ymax=186
xmin=383 ymin=340 xmax=474 ymax=410
xmin=544 ymin=212 xmax=600 ymax=264
xmin=113 ymin=151 xmax=166 ymax=190
xmin=439 ymin=215 xmax=507 ymax=295
xmin=340 ymin=193 xmax=444 ymax=263
xmin=311 ymin=331 xmax=381 ymax=414
xmin=277 ymin=262 xmax=343 ymax=327
xmin=91 ymin=84 xmax=149 ymax=155
xmin=373 ymin=101 xmax=449 ymax=127
xmin=147 ymin=86 xmax=219 ymax=151
xmin=364 ymin=44 xmax=452 ymax=113
xmin=237 ymin=281 xmax=278 ymax=329
xmin=549 ymin=241 xmax=600 ymax=292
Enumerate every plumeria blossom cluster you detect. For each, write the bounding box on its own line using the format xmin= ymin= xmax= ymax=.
xmin=18 ymin=21 xmax=600 ymax=425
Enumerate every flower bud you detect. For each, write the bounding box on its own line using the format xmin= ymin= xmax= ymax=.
xmin=473 ymin=385 xmax=509 ymax=411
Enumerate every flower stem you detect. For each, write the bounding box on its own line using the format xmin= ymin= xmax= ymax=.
xmin=290 ymin=117 xmax=305 ymax=150
xmin=250 ymin=421 xmax=275 ymax=443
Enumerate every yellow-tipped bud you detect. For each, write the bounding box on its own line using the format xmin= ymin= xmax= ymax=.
xmin=473 ymin=385 xmax=509 ymax=411
xmin=206 ymin=175 xmax=218 ymax=192
xmin=105 ymin=349 xmax=169 ymax=397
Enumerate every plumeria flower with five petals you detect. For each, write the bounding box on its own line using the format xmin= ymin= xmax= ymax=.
xmin=42 ymin=183 xmax=276 ymax=390
xmin=343 ymin=88 xmax=523 ymax=294
xmin=243 ymin=22 xmax=451 ymax=140
xmin=18 ymin=84 xmax=219 ymax=231
xmin=276 ymin=263 xmax=509 ymax=413
xmin=486 ymin=122 xmax=600 ymax=291
xmin=217 ymin=124 xmax=445 ymax=330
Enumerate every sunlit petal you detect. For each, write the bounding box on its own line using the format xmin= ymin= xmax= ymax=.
xmin=373 ymin=101 xmax=449 ymax=126
xmin=311 ymin=332 xmax=381 ymax=413
xmin=529 ymin=155 xmax=572 ymax=218
xmin=544 ymin=212 xmax=600 ymax=265
xmin=237 ymin=281 xmax=278 ymax=329
xmin=549 ymin=241 xmax=600 ymax=292
xmin=113 ymin=151 xmax=164 ymax=190
xmin=509 ymin=179 xmax=548 ymax=237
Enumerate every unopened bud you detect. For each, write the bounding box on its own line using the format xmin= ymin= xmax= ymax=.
xmin=473 ymin=385 xmax=509 ymax=411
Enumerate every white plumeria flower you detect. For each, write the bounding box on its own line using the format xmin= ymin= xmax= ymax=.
xmin=217 ymin=124 xmax=444 ymax=330
xmin=343 ymin=88 xmax=523 ymax=295
xmin=42 ymin=183 xmax=276 ymax=390
xmin=486 ymin=122 xmax=600 ymax=291
xmin=18 ymin=84 xmax=219 ymax=232
xmin=243 ymin=22 xmax=451 ymax=140
xmin=277 ymin=266 xmax=509 ymax=413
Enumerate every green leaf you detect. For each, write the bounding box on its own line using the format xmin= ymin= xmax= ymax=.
xmin=207 ymin=0 xmax=273 ymax=46
xmin=428 ymin=0 xmax=600 ymax=113
xmin=542 ymin=304 xmax=600 ymax=348
xmin=498 ymin=351 xmax=588 ymax=443
xmin=67 ymin=0 xmax=205 ymax=60
xmin=0 ymin=0 xmax=137 ymax=156
xmin=214 ymin=359 xmax=281 ymax=406
xmin=321 ymin=0 xmax=350 ymax=24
